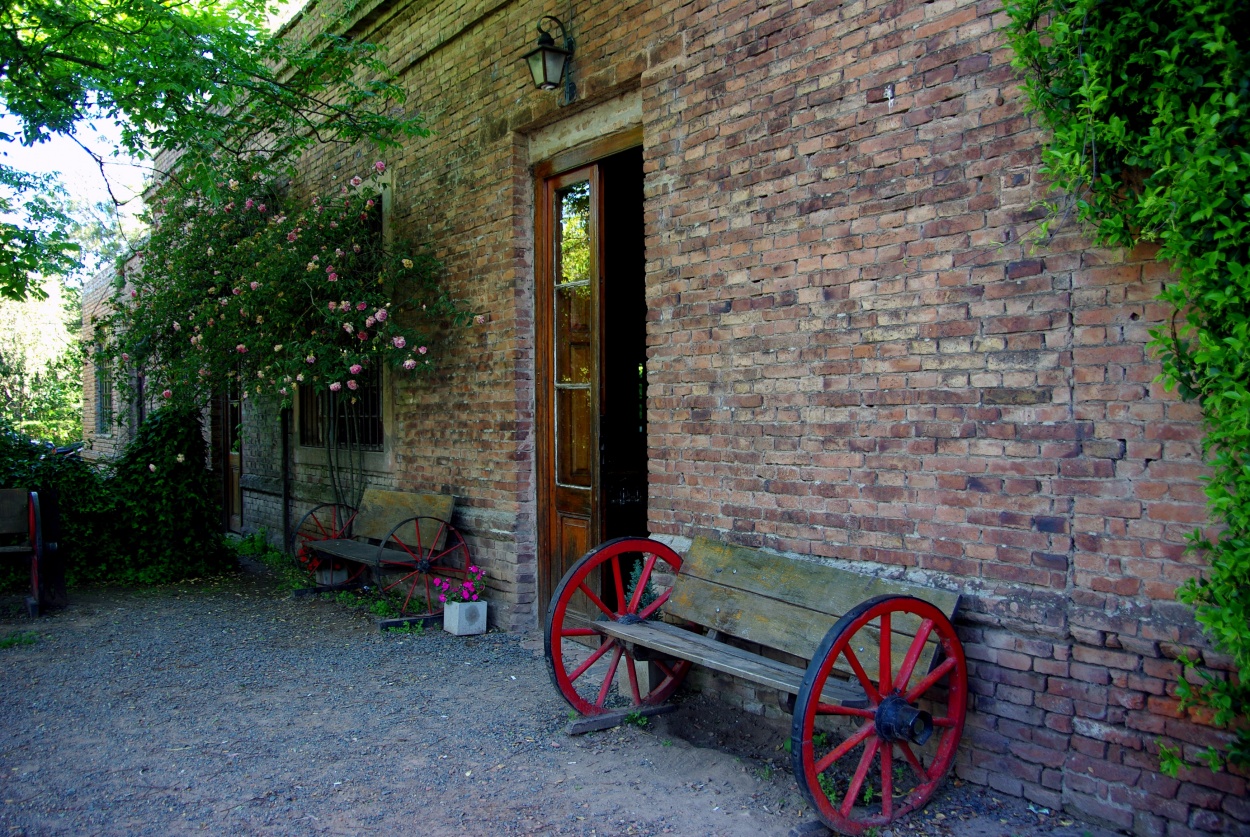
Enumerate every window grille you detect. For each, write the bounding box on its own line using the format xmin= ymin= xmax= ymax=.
xmin=95 ymin=361 xmax=113 ymax=434
xmin=298 ymin=367 xmax=384 ymax=451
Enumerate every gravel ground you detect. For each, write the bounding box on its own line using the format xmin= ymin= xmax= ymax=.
xmin=0 ymin=560 xmax=1126 ymax=836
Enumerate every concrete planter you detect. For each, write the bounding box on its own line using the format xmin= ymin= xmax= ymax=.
xmin=443 ymin=600 xmax=487 ymax=636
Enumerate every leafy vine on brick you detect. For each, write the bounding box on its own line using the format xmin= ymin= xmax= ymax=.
xmin=1004 ymin=0 xmax=1249 ymax=771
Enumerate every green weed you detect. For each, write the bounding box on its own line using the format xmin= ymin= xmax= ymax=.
xmin=0 ymin=631 xmax=38 ymax=649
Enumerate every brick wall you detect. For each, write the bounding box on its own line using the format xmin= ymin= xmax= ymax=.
xmin=227 ymin=0 xmax=1249 ymax=831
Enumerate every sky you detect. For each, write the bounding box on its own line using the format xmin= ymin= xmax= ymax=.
xmin=1 ymin=113 xmax=148 ymax=212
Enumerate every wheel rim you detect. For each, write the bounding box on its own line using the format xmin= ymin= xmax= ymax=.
xmin=791 ymin=595 xmax=967 ymax=835
xmin=290 ymin=503 xmax=360 ymax=583
xmin=375 ymin=517 xmax=471 ymax=618
xmin=544 ymin=537 xmax=692 ymax=716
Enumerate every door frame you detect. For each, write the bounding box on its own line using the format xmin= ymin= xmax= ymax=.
xmin=534 ymin=126 xmax=644 ymax=615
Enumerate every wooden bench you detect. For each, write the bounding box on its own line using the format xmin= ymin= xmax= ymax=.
xmin=289 ymin=488 xmax=471 ymax=626
xmin=0 ymin=489 xmax=60 ymax=617
xmin=544 ymin=536 xmax=967 ymax=835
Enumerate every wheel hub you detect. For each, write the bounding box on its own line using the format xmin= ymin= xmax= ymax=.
xmin=874 ymin=695 xmax=933 ymax=745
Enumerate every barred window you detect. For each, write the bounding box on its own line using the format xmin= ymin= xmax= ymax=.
xmin=298 ymin=367 xmax=383 ymax=451
xmin=95 ymin=360 xmax=113 ymax=434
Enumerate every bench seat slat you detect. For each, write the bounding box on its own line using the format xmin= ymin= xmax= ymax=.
xmin=583 ymin=617 xmax=865 ymax=705
xmin=308 ymin=539 xmax=421 ymax=568
xmin=0 ymin=544 xmax=33 ymax=555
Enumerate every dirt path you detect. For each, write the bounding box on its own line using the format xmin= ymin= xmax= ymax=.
xmin=0 ymin=563 xmax=1124 ymax=836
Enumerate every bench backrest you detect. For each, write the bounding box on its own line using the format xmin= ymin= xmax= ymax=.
xmin=352 ymin=488 xmax=455 ymax=544
xmin=0 ymin=489 xmax=29 ymax=537
xmin=665 ymin=537 xmax=959 ymax=679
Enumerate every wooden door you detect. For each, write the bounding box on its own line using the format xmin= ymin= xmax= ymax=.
xmin=537 ymin=145 xmax=647 ymax=617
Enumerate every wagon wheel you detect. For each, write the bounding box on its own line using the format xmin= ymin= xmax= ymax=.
xmin=545 ymin=537 xmax=692 ymax=716
xmin=290 ymin=503 xmax=363 ymax=586
xmin=791 ymin=595 xmax=968 ymax=836
xmin=26 ymin=492 xmax=42 ymax=618
xmin=373 ymin=516 xmax=472 ymax=618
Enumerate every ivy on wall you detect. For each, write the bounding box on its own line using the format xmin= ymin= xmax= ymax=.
xmin=1004 ymin=0 xmax=1249 ymax=771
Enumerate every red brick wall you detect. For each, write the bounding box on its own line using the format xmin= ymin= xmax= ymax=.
xmin=232 ymin=0 xmax=1248 ymax=831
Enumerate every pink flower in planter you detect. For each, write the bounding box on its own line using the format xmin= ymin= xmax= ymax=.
xmin=349 ymin=364 xmax=362 ymax=375
xmin=329 ymin=382 xmax=342 ymax=392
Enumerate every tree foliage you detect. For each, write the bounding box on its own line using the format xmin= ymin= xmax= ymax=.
xmin=1005 ymin=0 xmax=1250 ymax=770
xmin=1 ymin=0 xmax=425 ymax=298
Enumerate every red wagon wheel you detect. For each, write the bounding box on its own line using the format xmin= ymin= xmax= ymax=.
xmin=373 ymin=516 xmax=472 ymax=618
xmin=545 ymin=537 xmax=692 ymax=716
xmin=290 ymin=503 xmax=363 ymax=586
xmin=26 ymin=492 xmax=42 ymax=618
xmin=791 ymin=595 xmax=967 ymax=836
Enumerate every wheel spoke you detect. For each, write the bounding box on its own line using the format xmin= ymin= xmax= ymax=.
xmin=840 ymin=737 xmax=880 ymax=818
xmin=894 ymin=618 xmax=935 ymax=694
xmin=879 ymin=612 xmax=892 ymax=695
xmin=815 ymin=720 xmax=875 ymax=773
xmin=904 ymin=656 xmax=956 ymax=702
xmin=897 ymin=740 xmax=931 ymax=783
xmin=568 ymin=638 xmax=616 ymax=683
xmin=843 ymin=645 xmax=883 ymax=705
xmin=814 ymin=702 xmax=875 ymax=719
xmin=627 ymin=553 xmax=658 ymax=613
xmin=578 ymin=582 xmax=615 ymax=619
xmin=623 ymin=650 xmax=642 ymax=703
xmin=933 ymin=715 xmax=958 ymax=728
xmin=611 ymin=556 xmax=627 ymax=612
xmin=596 ymin=645 xmax=625 ymax=707
xmin=637 ymin=587 xmax=672 ymax=620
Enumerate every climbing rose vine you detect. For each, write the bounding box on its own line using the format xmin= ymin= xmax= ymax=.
xmin=98 ymin=162 xmax=473 ymax=407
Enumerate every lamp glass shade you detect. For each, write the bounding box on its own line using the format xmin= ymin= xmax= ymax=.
xmin=524 ymin=44 xmax=569 ymax=90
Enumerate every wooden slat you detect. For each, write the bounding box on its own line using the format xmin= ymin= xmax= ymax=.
xmin=0 ymin=489 xmax=28 ymax=536
xmin=677 ymin=537 xmax=960 ymax=618
xmin=586 ymin=618 xmax=865 ymax=704
xmin=351 ymin=489 xmax=454 ymax=542
xmin=665 ymin=538 xmax=959 ymax=681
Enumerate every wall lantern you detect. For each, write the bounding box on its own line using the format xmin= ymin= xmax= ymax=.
xmin=523 ymin=16 xmax=574 ymax=94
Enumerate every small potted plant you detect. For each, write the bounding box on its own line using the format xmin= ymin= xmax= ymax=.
xmin=435 ymin=565 xmax=487 ymax=635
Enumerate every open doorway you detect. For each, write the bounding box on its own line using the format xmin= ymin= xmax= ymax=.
xmin=536 ymin=145 xmax=646 ymax=615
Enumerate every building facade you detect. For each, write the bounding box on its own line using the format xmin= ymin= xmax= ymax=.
xmin=82 ymin=0 xmax=1247 ymax=832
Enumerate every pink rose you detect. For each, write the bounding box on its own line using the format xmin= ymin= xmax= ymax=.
xmin=343 ymin=323 xmax=354 ymax=333
xmin=353 ymin=244 xmax=361 ymax=253
xmin=236 ymin=344 xmax=247 ymax=353
xmin=257 ymin=203 xmax=266 ymax=213
xmin=356 ymin=301 xmax=367 ymax=311
xmin=347 ymin=379 xmax=358 ymax=391
xmin=149 ymin=464 xmax=156 ymax=472
xmin=306 ymin=354 xmax=316 ymax=364
xmin=474 ymin=314 xmax=486 ymax=325
xmin=418 ymin=346 xmax=428 ymax=355
xmin=403 ymin=359 xmax=417 ymax=370
xmin=365 ymin=199 xmax=374 ymax=209
xmin=375 ymin=309 xmax=388 ymax=322
xmin=349 ymin=364 xmax=362 ymax=375
xmin=357 ymin=332 xmax=368 ymax=341
xmin=287 ymin=231 xmax=297 ymax=242
xmin=365 ymin=316 xmax=376 ymax=328
xmin=172 ymin=322 xmax=180 ymax=331
xmin=328 ymin=301 xmax=337 ymax=311
xmin=327 ymin=273 xmax=338 ymax=282
xmin=392 ymin=336 xmax=406 ymax=349
xmin=374 ymin=161 xmax=386 ymax=173
xmin=245 ymin=198 xmax=254 ymax=210
xmin=350 ymin=176 xmax=363 ymax=187
xmin=232 ymin=288 xmax=241 ymax=295
xmin=329 ymin=382 xmax=342 ymax=392
xmin=162 ymin=389 xmax=172 ymax=399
